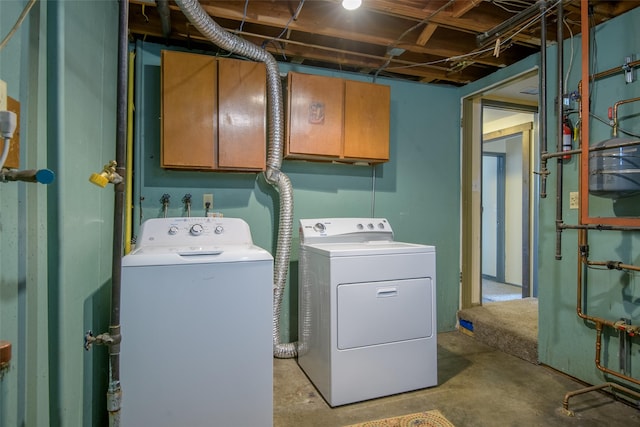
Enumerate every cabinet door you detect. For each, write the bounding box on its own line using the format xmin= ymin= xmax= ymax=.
xmin=286 ymin=72 xmax=343 ymax=158
xmin=218 ymin=58 xmax=266 ymax=171
xmin=161 ymin=50 xmax=217 ymax=169
xmin=344 ymin=80 xmax=390 ymax=161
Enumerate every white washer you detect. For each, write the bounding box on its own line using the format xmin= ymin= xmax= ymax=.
xmin=120 ymin=217 xmax=273 ymax=426
xmin=297 ymin=218 xmax=437 ymax=407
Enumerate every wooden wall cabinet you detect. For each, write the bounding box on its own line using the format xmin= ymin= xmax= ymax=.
xmin=161 ymin=50 xmax=266 ymax=171
xmin=286 ymin=72 xmax=390 ymax=164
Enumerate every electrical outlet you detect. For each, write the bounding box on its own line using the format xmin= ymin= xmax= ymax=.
xmin=569 ymin=192 xmax=579 ymax=209
xmin=203 ymin=194 xmax=213 ymax=210
xmin=0 ymin=79 xmax=7 ymax=111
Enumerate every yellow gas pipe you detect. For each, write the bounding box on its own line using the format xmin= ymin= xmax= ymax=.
xmin=124 ymin=50 xmax=135 ymax=255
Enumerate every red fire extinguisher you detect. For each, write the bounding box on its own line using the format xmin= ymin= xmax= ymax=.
xmin=562 ymin=116 xmax=573 ymax=160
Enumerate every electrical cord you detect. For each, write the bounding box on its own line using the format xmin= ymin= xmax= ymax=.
xmin=0 ymin=111 xmax=17 ymax=170
xmin=0 ymin=138 xmax=10 ymax=170
xmin=0 ymin=0 xmax=37 ymax=51
xmin=388 ymin=0 xmax=562 ymax=73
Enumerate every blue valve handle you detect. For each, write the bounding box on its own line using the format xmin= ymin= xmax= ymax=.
xmin=1 ymin=168 xmax=55 ymax=184
xmin=35 ymin=168 xmax=55 ymax=184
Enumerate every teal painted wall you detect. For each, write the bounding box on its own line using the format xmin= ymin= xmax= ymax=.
xmin=133 ymin=41 xmax=462 ymax=342
xmin=1 ymin=0 xmax=117 ymax=426
xmin=461 ymin=8 xmax=640 ymax=391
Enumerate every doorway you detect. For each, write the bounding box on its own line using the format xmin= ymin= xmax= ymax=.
xmin=482 ymin=153 xmax=506 ymax=282
xmin=482 ymin=123 xmax=532 ymax=302
xmin=460 ymin=70 xmax=539 ymax=308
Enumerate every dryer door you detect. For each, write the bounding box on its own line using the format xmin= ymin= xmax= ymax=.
xmin=336 ymin=277 xmax=433 ymax=350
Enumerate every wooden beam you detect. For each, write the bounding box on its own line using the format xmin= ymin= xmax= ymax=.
xmin=451 ymin=0 xmax=481 ymax=18
xmin=416 ymin=23 xmax=438 ymax=46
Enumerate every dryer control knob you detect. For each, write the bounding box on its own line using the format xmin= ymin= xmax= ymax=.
xmin=313 ymin=223 xmax=326 ymax=233
xmin=377 ymin=222 xmax=385 ymax=229
xmin=168 ymin=226 xmax=179 ymax=235
xmin=367 ymin=223 xmax=374 ymax=230
xmin=214 ymin=226 xmax=224 ymax=234
xmin=189 ymin=224 xmax=204 ymax=236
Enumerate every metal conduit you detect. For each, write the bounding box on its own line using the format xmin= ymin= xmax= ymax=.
xmin=174 ymin=0 xmax=297 ymax=358
xmin=105 ymin=0 xmax=128 ymax=424
xmin=555 ymin=0 xmax=564 ymax=260
xmin=157 ymin=0 xmax=171 ymax=41
xmin=539 ymin=1 xmax=549 ymax=198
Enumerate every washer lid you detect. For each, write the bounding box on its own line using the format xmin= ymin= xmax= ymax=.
xmin=122 ymin=244 xmax=273 ymax=267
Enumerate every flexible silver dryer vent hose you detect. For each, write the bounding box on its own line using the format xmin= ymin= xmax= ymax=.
xmin=175 ymin=0 xmax=296 ymax=358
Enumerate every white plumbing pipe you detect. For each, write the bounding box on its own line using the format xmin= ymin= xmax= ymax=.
xmin=0 ymin=138 xmax=10 ymax=170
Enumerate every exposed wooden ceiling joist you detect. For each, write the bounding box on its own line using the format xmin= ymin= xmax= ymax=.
xmin=128 ymin=0 xmax=640 ymax=86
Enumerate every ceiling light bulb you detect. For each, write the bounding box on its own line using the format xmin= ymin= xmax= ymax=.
xmin=342 ymin=0 xmax=362 ymax=11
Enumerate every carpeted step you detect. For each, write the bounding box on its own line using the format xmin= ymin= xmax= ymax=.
xmin=457 ymin=298 xmax=538 ymax=364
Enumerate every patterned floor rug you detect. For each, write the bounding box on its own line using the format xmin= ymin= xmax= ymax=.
xmin=344 ymin=409 xmax=455 ymax=427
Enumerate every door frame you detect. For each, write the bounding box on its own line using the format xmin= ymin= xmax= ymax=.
xmin=460 ymin=71 xmax=539 ymax=308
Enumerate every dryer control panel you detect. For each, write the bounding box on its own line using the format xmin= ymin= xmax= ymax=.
xmin=136 ymin=217 xmax=254 ymax=248
xmin=299 ymin=218 xmax=393 ymax=244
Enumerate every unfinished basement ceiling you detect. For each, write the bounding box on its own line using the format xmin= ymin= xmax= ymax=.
xmin=128 ymin=0 xmax=640 ymax=86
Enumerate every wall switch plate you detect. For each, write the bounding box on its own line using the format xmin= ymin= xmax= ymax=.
xmin=569 ymin=192 xmax=579 ymax=209
xmin=0 ymin=80 xmax=7 ymax=111
xmin=203 ymin=194 xmax=213 ymax=210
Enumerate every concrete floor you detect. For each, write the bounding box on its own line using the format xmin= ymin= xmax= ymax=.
xmin=274 ymin=331 xmax=640 ymax=426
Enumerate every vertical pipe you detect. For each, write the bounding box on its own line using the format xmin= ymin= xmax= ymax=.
xmin=125 ymin=51 xmax=135 ymax=255
xmin=555 ymin=1 xmax=564 ymax=260
xmin=539 ymin=1 xmax=548 ymax=198
xmin=157 ymin=0 xmax=172 ymax=41
xmin=107 ymin=0 xmax=128 ymax=424
xmin=579 ymin=0 xmax=590 ymax=220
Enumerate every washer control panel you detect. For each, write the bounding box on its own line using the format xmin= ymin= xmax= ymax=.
xmin=135 ymin=217 xmax=253 ymax=248
xmin=300 ymin=218 xmax=393 ymax=244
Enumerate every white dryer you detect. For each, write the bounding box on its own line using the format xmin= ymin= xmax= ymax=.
xmin=297 ymin=218 xmax=437 ymax=407
xmin=120 ymin=217 xmax=273 ymax=426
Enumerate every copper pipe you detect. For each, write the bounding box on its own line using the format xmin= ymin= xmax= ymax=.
xmin=559 ymin=223 xmax=640 ymax=231
xmin=562 ymin=381 xmax=640 ymax=415
xmin=595 ymin=323 xmax=640 ymax=386
xmin=586 ymin=259 xmax=640 ymax=272
xmin=591 ymin=58 xmax=640 ymax=82
xmin=612 ymin=96 xmax=640 ymax=137
xmin=577 ymin=249 xmax=618 ymax=329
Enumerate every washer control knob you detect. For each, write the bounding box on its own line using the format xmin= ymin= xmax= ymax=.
xmin=367 ymin=223 xmax=374 ymax=230
xmin=214 ymin=225 xmax=224 ymax=234
xmin=357 ymin=223 xmax=364 ymax=230
xmin=168 ymin=226 xmax=179 ymax=235
xmin=189 ymin=223 xmax=204 ymax=236
xmin=378 ymin=222 xmax=385 ymax=229
xmin=313 ymin=223 xmax=326 ymax=233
